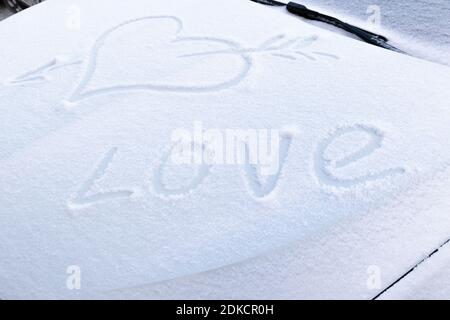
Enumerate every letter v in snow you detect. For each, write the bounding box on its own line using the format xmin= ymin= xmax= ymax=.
xmin=244 ymin=130 xmax=294 ymax=199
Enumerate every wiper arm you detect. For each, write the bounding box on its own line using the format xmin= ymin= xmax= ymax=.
xmin=251 ymin=0 xmax=405 ymax=54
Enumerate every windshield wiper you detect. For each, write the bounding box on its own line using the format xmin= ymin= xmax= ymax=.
xmin=251 ymin=0 xmax=405 ymax=54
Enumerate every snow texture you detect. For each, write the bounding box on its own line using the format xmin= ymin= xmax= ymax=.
xmin=300 ymin=0 xmax=450 ymax=66
xmin=0 ymin=0 xmax=450 ymax=299
xmin=381 ymin=240 xmax=450 ymax=300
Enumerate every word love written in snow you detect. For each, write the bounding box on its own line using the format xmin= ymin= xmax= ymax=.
xmin=68 ymin=124 xmax=406 ymax=209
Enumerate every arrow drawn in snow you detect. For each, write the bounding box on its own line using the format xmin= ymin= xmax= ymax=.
xmin=4 ymin=56 xmax=82 ymax=86
xmin=3 ymin=16 xmax=339 ymax=106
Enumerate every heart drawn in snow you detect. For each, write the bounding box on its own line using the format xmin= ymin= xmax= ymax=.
xmin=65 ymin=15 xmax=328 ymax=105
xmin=66 ymin=16 xmax=253 ymax=104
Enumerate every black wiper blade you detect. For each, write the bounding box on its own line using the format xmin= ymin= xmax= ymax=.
xmin=251 ymin=0 xmax=404 ymax=54
xmin=251 ymin=0 xmax=286 ymax=6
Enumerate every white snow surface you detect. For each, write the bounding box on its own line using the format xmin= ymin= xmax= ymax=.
xmin=381 ymin=239 xmax=450 ymax=300
xmin=0 ymin=0 xmax=450 ymax=299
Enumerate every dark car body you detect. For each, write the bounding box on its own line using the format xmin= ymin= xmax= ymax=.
xmin=2 ymin=0 xmax=44 ymax=12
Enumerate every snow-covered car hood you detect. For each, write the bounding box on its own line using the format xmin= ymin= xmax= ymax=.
xmin=1 ymin=0 xmax=450 ymax=299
